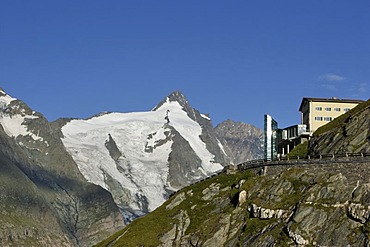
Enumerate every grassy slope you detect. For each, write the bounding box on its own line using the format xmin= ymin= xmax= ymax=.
xmin=287 ymin=141 xmax=308 ymax=158
xmin=95 ymin=171 xmax=255 ymax=247
xmin=95 ymin=168 xmax=310 ymax=247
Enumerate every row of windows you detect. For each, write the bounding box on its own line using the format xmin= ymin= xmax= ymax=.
xmin=315 ymin=107 xmax=351 ymax=112
xmin=314 ymin=116 xmax=333 ymax=121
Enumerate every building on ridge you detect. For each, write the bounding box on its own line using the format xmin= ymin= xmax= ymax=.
xmin=264 ymin=97 xmax=364 ymax=160
xmin=299 ymin=97 xmax=364 ymax=132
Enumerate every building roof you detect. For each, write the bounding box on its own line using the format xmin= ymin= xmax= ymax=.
xmin=299 ymin=97 xmax=364 ymax=111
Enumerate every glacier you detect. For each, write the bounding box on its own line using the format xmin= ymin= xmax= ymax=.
xmin=61 ymin=97 xmax=224 ymax=221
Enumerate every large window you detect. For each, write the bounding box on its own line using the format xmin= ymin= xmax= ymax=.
xmin=315 ymin=107 xmax=322 ymax=111
xmin=325 ymin=107 xmax=331 ymax=111
xmin=324 ymin=117 xmax=332 ymax=121
xmin=334 ymin=107 xmax=341 ymax=112
xmin=315 ymin=116 xmax=323 ymax=121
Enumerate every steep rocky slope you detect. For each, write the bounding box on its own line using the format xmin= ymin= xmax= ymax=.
xmin=0 ymin=88 xmax=124 ymax=246
xmin=309 ymin=99 xmax=370 ymax=155
xmin=97 ymin=161 xmax=370 ymax=247
xmin=215 ymin=120 xmax=263 ymax=164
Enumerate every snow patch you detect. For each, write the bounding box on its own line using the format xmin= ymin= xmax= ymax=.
xmin=201 ymin=113 xmax=211 ymax=120
xmin=0 ymin=91 xmax=16 ymax=106
xmin=0 ymin=92 xmax=44 ymax=142
xmin=0 ymin=114 xmax=43 ymax=141
xmin=217 ymin=139 xmax=227 ymax=156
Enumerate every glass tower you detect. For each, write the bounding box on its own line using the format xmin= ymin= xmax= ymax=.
xmin=264 ymin=114 xmax=279 ymax=161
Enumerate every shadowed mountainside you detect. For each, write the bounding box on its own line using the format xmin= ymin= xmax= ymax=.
xmin=0 ymin=89 xmax=124 ymax=246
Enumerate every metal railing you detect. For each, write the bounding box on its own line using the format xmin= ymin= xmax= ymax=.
xmin=236 ymin=152 xmax=370 ymax=171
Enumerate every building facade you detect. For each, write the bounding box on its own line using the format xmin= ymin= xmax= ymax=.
xmin=299 ymin=97 xmax=364 ymax=132
xmin=278 ymin=124 xmax=310 ymax=156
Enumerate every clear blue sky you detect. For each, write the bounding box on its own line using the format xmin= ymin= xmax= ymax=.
xmin=1 ymin=1 xmax=369 ymax=129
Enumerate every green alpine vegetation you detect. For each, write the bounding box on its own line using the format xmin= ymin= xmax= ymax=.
xmin=287 ymin=141 xmax=308 ymax=159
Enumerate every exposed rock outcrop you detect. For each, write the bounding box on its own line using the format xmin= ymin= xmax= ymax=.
xmin=105 ymin=134 xmax=123 ymax=161
xmin=248 ymin=203 xmax=293 ymax=220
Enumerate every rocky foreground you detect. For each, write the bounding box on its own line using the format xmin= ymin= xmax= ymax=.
xmin=97 ymin=160 xmax=370 ymax=246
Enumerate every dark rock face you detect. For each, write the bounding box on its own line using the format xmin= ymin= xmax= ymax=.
xmin=144 ymin=128 xmax=172 ymax=153
xmin=309 ymin=104 xmax=370 ymax=155
xmin=105 ymin=134 xmax=123 ymax=161
xmin=215 ymin=119 xmax=263 ymax=164
xmin=0 ymin=90 xmax=124 ymax=246
xmin=166 ymin=125 xmax=204 ymax=189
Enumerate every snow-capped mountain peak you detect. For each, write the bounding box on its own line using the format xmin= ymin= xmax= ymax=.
xmin=61 ymin=91 xmax=227 ymax=222
xmin=153 ymin=90 xmax=190 ymax=111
